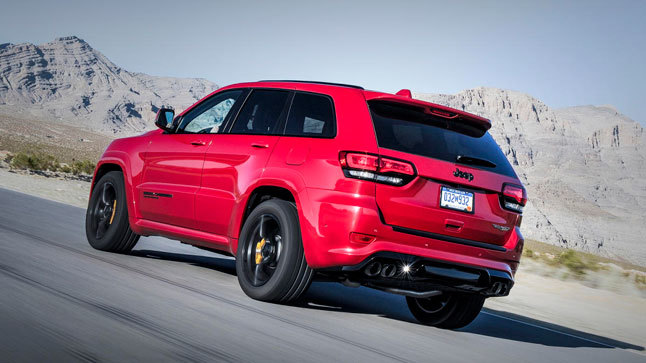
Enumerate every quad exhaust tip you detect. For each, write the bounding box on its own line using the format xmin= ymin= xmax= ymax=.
xmin=380 ymin=264 xmax=397 ymax=278
xmin=365 ymin=262 xmax=382 ymax=277
xmin=490 ymin=281 xmax=508 ymax=296
xmin=364 ymin=262 xmax=397 ymax=278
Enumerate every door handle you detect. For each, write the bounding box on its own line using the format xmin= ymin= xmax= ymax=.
xmin=190 ymin=141 xmax=206 ymax=146
xmin=251 ymin=143 xmax=269 ymax=149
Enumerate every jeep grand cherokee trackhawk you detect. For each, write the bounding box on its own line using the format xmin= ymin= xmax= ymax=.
xmin=86 ymin=80 xmax=527 ymax=329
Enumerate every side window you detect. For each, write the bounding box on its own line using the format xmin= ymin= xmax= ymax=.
xmin=284 ymin=92 xmax=335 ymax=137
xmin=180 ymin=90 xmax=243 ymax=133
xmin=230 ymin=89 xmax=289 ymax=135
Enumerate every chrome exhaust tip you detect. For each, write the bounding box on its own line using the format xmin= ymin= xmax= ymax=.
xmin=492 ymin=282 xmax=504 ymax=295
xmin=365 ymin=262 xmax=382 ymax=277
xmin=380 ymin=264 xmax=396 ymax=278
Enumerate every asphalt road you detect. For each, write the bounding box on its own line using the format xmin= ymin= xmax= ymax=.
xmin=0 ymin=187 xmax=643 ymax=362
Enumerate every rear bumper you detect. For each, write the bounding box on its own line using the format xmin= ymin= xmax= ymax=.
xmin=322 ymin=251 xmax=514 ymax=297
xmin=300 ymin=188 xmax=523 ymax=280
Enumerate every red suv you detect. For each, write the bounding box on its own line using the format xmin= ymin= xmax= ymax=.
xmin=86 ymin=80 xmax=527 ymax=329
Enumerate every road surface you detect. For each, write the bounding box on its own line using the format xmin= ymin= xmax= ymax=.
xmin=0 ymin=188 xmax=643 ymax=362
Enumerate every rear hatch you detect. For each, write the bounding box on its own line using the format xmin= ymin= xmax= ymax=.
xmin=368 ymin=100 xmax=525 ymax=248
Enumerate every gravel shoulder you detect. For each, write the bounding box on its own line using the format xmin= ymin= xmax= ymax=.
xmin=1 ymin=169 xmax=644 ymax=353
xmin=0 ymin=167 xmax=90 ymax=208
xmin=487 ymin=264 xmax=646 ymax=350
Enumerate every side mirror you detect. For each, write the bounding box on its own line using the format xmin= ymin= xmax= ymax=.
xmin=155 ymin=107 xmax=175 ymax=132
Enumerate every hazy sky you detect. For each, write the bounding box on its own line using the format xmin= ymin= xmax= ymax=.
xmin=1 ymin=0 xmax=645 ymax=124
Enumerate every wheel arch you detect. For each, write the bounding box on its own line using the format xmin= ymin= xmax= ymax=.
xmin=91 ymin=162 xmax=123 ymax=192
xmin=235 ymin=185 xmax=298 ymax=237
xmin=91 ymin=153 xmax=140 ymax=227
xmin=230 ymin=180 xmax=314 ymax=259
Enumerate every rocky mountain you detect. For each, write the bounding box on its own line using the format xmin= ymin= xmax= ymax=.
xmin=415 ymin=88 xmax=646 ymax=265
xmin=0 ymin=36 xmax=217 ymax=134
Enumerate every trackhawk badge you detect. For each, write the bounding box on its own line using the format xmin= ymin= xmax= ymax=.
xmin=492 ymin=224 xmax=510 ymax=231
xmin=453 ymin=168 xmax=474 ymax=182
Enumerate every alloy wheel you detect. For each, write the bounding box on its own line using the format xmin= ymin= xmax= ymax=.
xmin=243 ymin=214 xmax=283 ymax=286
xmin=90 ymin=182 xmax=117 ymax=239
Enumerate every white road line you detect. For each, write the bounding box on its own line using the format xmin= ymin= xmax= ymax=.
xmin=482 ymin=311 xmax=617 ymax=349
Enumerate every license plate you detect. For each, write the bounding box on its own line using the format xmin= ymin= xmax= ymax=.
xmin=440 ymin=187 xmax=474 ymax=213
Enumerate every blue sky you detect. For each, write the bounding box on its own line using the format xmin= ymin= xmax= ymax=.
xmin=2 ymin=0 xmax=645 ymax=124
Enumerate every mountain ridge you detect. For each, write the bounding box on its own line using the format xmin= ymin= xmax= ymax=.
xmin=0 ymin=36 xmax=217 ymax=134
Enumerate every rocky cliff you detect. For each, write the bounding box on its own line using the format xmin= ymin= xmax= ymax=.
xmin=0 ymin=36 xmax=217 ymax=134
xmin=415 ymin=88 xmax=646 ymax=264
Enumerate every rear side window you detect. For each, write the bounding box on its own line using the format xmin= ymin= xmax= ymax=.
xmin=369 ymin=101 xmax=517 ymax=178
xmin=230 ymin=89 xmax=289 ymax=135
xmin=284 ymin=92 xmax=335 ymax=137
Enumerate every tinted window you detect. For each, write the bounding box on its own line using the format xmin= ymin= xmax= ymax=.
xmin=284 ymin=93 xmax=335 ymax=137
xmin=180 ymin=90 xmax=243 ymax=133
xmin=230 ymin=89 xmax=289 ymax=135
xmin=369 ymin=101 xmax=517 ymax=178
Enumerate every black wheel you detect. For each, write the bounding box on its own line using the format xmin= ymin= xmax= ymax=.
xmin=406 ymin=293 xmax=485 ymax=329
xmin=85 ymin=171 xmax=139 ymax=253
xmin=236 ymin=199 xmax=313 ymax=303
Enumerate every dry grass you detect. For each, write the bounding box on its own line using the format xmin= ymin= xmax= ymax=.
xmin=0 ymin=113 xmax=111 ymax=163
xmin=8 ymin=152 xmax=61 ymax=172
xmin=523 ymin=239 xmax=646 ymax=273
xmin=5 ymin=152 xmax=96 ymax=175
xmin=522 ymin=239 xmax=646 ymax=295
xmin=0 ymin=114 xmax=111 ymax=177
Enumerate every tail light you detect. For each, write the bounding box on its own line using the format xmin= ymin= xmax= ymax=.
xmin=339 ymin=152 xmax=416 ymax=186
xmin=501 ymin=183 xmax=527 ymax=213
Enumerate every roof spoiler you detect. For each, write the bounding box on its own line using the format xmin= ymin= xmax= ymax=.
xmin=364 ymin=91 xmax=491 ymax=131
xmin=395 ymin=89 xmax=412 ymax=98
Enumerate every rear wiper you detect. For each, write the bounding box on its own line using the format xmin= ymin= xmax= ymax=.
xmin=456 ymin=155 xmax=496 ymax=168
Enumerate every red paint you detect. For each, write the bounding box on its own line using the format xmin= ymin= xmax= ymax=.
xmin=395 ymin=89 xmax=412 ymax=98
xmin=91 ymin=81 xmax=526 ymax=279
xmin=198 ymin=134 xmax=280 ymax=241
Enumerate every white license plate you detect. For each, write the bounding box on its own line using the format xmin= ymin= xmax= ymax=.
xmin=440 ymin=187 xmax=474 ymax=213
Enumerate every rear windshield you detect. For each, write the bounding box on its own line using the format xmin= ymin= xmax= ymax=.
xmin=369 ymin=101 xmax=517 ymax=178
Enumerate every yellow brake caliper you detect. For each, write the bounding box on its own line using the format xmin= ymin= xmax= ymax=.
xmin=109 ymin=200 xmax=117 ymax=224
xmin=255 ymin=238 xmax=266 ymax=264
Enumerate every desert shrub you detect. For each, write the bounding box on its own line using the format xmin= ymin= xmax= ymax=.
xmin=10 ymin=152 xmax=60 ymax=171
xmin=9 ymin=153 xmax=31 ymax=169
xmin=70 ymin=160 xmax=96 ymax=175
xmin=557 ymin=250 xmax=589 ymax=275
xmin=59 ymin=165 xmax=72 ymax=173
xmin=524 ymin=248 xmax=534 ymax=258
xmin=636 ymin=274 xmax=646 ymax=287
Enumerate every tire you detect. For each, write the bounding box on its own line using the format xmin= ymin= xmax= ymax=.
xmin=406 ymin=293 xmax=485 ymax=329
xmin=85 ymin=171 xmax=139 ymax=253
xmin=236 ymin=199 xmax=313 ymax=303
